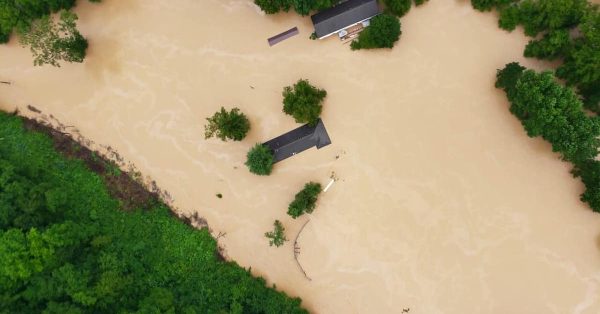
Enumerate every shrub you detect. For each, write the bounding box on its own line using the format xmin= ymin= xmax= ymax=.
xmin=245 ymin=144 xmax=274 ymax=175
xmin=282 ymin=79 xmax=327 ymax=126
xmin=350 ymin=14 xmax=401 ymax=50
xmin=204 ymin=107 xmax=251 ymax=141
xmin=265 ymin=220 xmax=288 ymax=247
xmin=287 ymin=182 xmax=322 ymax=218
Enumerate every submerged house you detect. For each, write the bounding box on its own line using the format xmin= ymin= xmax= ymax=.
xmin=310 ymin=0 xmax=380 ymax=40
xmin=264 ymin=119 xmax=332 ymax=163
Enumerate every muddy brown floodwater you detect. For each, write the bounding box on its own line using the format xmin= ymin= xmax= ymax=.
xmin=2 ymin=0 xmax=600 ymax=313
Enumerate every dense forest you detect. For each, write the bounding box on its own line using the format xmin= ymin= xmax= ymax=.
xmin=471 ymin=0 xmax=600 ymax=113
xmin=0 ymin=112 xmax=307 ymax=313
xmin=496 ymin=64 xmax=600 ymax=212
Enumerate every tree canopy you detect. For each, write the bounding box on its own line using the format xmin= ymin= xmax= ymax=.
xmin=496 ymin=64 xmax=600 ymax=212
xmin=0 ymin=112 xmax=307 ymax=313
xmin=572 ymin=160 xmax=600 ymax=213
xmin=472 ymin=0 xmax=600 ymax=113
xmin=254 ymin=0 xmax=336 ymax=16
xmin=384 ymin=0 xmax=412 ymax=17
xmin=245 ymin=144 xmax=275 ymax=176
xmin=204 ymin=107 xmax=251 ymax=141
xmin=0 ymin=0 xmax=101 ymax=44
xmin=282 ymin=79 xmax=327 ymax=126
xmin=287 ymin=182 xmax=322 ymax=218
xmin=350 ymin=14 xmax=401 ymax=50
xmin=18 ymin=10 xmax=88 ymax=67
xmin=497 ymin=64 xmax=600 ymax=163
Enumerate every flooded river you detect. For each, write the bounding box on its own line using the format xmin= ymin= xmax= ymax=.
xmin=1 ymin=0 xmax=600 ymax=313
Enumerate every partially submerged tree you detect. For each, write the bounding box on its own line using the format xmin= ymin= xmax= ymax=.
xmin=350 ymin=14 xmax=401 ymax=50
xmin=524 ymin=29 xmax=571 ymax=60
xmin=245 ymin=144 xmax=274 ymax=176
xmin=572 ymin=160 xmax=600 ymax=213
xmin=254 ymin=0 xmax=336 ymax=16
xmin=287 ymin=182 xmax=322 ymax=218
xmin=18 ymin=10 xmax=88 ymax=67
xmin=264 ymin=220 xmax=288 ymax=247
xmin=384 ymin=0 xmax=412 ymax=17
xmin=204 ymin=107 xmax=251 ymax=141
xmin=496 ymin=63 xmax=600 ymax=163
xmin=282 ymin=79 xmax=327 ymax=126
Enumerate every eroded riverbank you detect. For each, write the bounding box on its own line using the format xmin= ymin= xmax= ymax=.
xmin=1 ymin=0 xmax=600 ymax=312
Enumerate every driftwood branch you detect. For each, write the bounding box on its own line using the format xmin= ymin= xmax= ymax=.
xmin=0 ymin=81 xmax=11 ymax=85
xmin=293 ymin=219 xmax=312 ymax=281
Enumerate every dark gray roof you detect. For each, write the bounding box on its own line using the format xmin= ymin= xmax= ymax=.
xmin=268 ymin=27 xmax=299 ymax=46
xmin=263 ymin=119 xmax=332 ymax=163
xmin=311 ymin=0 xmax=380 ymax=38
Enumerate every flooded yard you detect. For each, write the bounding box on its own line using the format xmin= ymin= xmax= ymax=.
xmin=1 ymin=0 xmax=599 ymax=312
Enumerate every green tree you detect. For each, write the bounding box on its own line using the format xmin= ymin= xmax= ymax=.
xmin=287 ymin=182 xmax=322 ymax=219
xmin=572 ymin=160 xmax=600 ymax=212
xmin=524 ymin=29 xmax=571 ymax=60
xmin=204 ymin=107 xmax=251 ymax=141
xmin=414 ymin=0 xmax=429 ymax=6
xmin=18 ymin=10 xmax=88 ymax=67
xmin=254 ymin=0 xmax=335 ymax=16
xmin=384 ymin=0 xmax=411 ymax=17
xmin=282 ymin=79 xmax=327 ymax=126
xmin=556 ymin=9 xmax=600 ymax=89
xmin=494 ymin=61 xmax=526 ymax=96
xmin=471 ymin=0 xmax=516 ymax=12
xmin=254 ymin=0 xmax=291 ymax=14
xmin=264 ymin=220 xmax=287 ymax=247
xmin=350 ymin=14 xmax=401 ymax=50
xmin=496 ymin=64 xmax=600 ymax=163
xmin=245 ymin=144 xmax=274 ymax=176
xmin=498 ymin=4 xmax=521 ymax=31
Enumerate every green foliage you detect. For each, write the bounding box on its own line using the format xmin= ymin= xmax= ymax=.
xmin=287 ymin=182 xmax=322 ymax=219
xmin=498 ymin=4 xmax=520 ymax=31
xmin=414 ymin=0 xmax=428 ymax=6
xmin=18 ymin=10 xmax=88 ymax=67
xmin=572 ymin=160 xmax=600 ymax=212
xmin=384 ymin=0 xmax=411 ymax=17
xmin=264 ymin=220 xmax=287 ymax=247
xmin=555 ymin=9 xmax=600 ymax=97
xmin=496 ymin=64 xmax=600 ymax=163
xmin=471 ymin=0 xmax=515 ymax=12
xmin=350 ymin=14 xmax=401 ymax=50
xmin=282 ymin=79 xmax=327 ymax=126
xmin=495 ymin=62 xmax=525 ymax=96
xmin=0 ymin=112 xmax=307 ymax=313
xmin=497 ymin=0 xmax=588 ymax=36
xmin=0 ymin=0 xmax=98 ymax=44
xmin=254 ymin=0 xmax=336 ymax=16
xmin=245 ymin=144 xmax=274 ymax=176
xmin=524 ymin=29 xmax=571 ymax=60
xmin=204 ymin=107 xmax=251 ymax=141
xmin=254 ymin=0 xmax=291 ymax=14
xmin=477 ymin=0 xmax=600 ymax=113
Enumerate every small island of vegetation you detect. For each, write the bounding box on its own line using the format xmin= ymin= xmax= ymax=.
xmin=288 ymin=182 xmax=323 ymax=218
